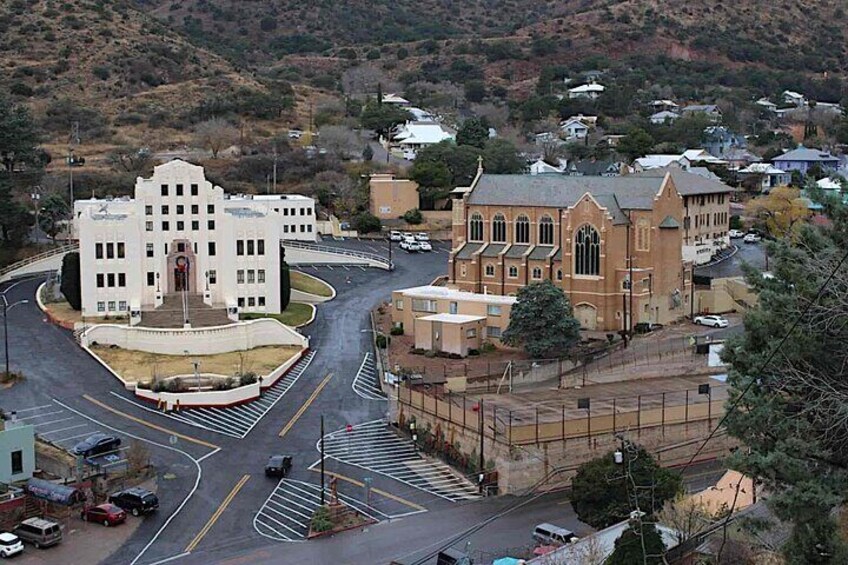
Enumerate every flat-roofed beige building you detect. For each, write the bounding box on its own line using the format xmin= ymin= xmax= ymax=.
xmin=392 ymin=285 xmax=516 ymax=356
xmin=369 ymin=174 xmax=420 ymax=220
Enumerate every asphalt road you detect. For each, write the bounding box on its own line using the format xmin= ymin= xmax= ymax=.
xmin=695 ymin=240 xmax=767 ymax=279
xmin=1 ymin=240 xmax=733 ymax=565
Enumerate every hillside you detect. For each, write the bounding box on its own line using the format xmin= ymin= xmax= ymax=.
xmin=0 ymin=0 xmax=280 ymax=150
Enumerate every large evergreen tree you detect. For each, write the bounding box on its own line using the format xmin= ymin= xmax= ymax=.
xmin=570 ymin=445 xmax=682 ymax=529
xmin=501 ymin=280 xmax=580 ymax=359
xmin=606 ymin=521 xmax=666 ymax=565
xmin=0 ymin=95 xmax=40 ymax=172
xmin=721 ymin=207 xmax=848 ymax=563
xmin=280 ymin=261 xmax=291 ymax=311
xmin=456 ymin=116 xmax=490 ymax=149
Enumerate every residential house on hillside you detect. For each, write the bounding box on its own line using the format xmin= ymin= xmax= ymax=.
xmin=382 ymin=93 xmax=410 ymax=105
xmin=755 ymin=97 xmax=778 ymax=113
xmin=529 ymin=158 xmax=568 ymax=174
xmin=650 ymin=99 xmax=679 ymax=112
xmin=566 ymin=159 xmax=628 ymax=176
xmin=737 ymin=163 xmax=791 ymax=192
xmin=772 ymin=146 xmax=839 ymax=175
xmin=650 ymin=110 xmax=680 ymax=125
xmin=559 ymin=117 xmax=590 ymax=141
xmin=702 ymin=126 xmax=746 ymax=158
xmin=407 ymin=107 xmax=435 ymax=121
xmin=682 ymin=149 xmax=728 ymax=167
xmin=681 ymin=104 xmax=722 ymax=121
xmin=634 ymin=150 xmax=725 ymax=172
xmin=600 ymin=134 xmax=625 ymax=147
xmin=723 ymin=147 xmax=761 ymax=170
xmin=393 ymin=121 xmax=455 ymax=152
xmin=782 ymin=90 xmax=806 ymax=106
xmin=568 ymin=83 xmax=605 ymax=100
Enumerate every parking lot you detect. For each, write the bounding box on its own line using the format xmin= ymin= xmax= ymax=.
xmin=351 ymin=353 xmax=387 ymax=401
xmin=113 ymin=351 xmax=316 ymax=439
xmin=314 ymin=236 xmax=453 ymax=256
xmin=16 ymin=403 xmax=129 ymax=469
xmin=318 ymin=420 xmax=480 ymax=502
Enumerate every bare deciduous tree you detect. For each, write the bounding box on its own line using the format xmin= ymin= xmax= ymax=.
xmin=317 ymin=125 xmax=361 ymax=159
xmin=471 ymin=102 xmax=510 ymax=129
xmin=657 ymin=493 xmax=714 ymax=544
xmin=341 ymin=66 xmax=399 ymax=98
xmin=126 ymin=440 xmax=150 ymax=477
xmin=194 ymin=118 xmax=238 ymax=159
xmin=107 ymin=146 xmax=153 ymax=174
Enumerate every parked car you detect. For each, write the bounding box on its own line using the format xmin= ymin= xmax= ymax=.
xmin=400 ymin=239 xmax=420 ymax=252
xmin=418 ymin=240 xmax=432 ymax=252
xmin=109 ymin=487 xmax=159 ymax=516
xmin=72 ymin=433 xmax=121 ymax=458
xmin=532 ymin=522 xmax=578 ymax=546
xmin=81 ymin=503 xmax=126 ymax=527
xmin=633 ymin=322 xmax=662 ymax=334
xmin=389 ymin=231 xmax=403 ymax=242
xmin=728 ymin=229 xmax=745 ymax=238
xmin=265 ymin=455 xmax=293 ymax=478
xmin=694 ymin=314 xmax=729 ymax=328
xmin=743 ymin=233 xmax=761 ymax=243
xmin=401 ymin=232 xmax=415 ymax=240
xmin=415 ymin=232 xmax=430 ymax=241
xmin=0 ymin=532 xmax=23 ymax=558
xmin=12 ymin=518 xmax=62 ymax=549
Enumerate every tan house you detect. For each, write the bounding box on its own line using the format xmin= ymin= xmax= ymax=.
xmin=448 ymin=168 xmax=690 ymax=332
xmin=369 ymin=174 xmax=419 ymax=220
xmin=392 ymin=285 xmax=516 ymax=356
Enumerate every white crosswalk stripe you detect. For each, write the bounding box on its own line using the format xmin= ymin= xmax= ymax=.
xmin=112 ymin=350 xmax=316 ymax=439
xmin=318 ymin=420 xmax=480 ymax=502
xmin=351 ymin=353 xmax=386 ymax=401
xmin=253 ymin=479 xmax=388 ymax=542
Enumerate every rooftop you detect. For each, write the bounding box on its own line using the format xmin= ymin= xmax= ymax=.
xmin=395 ymin=285 xmax=516 ymax=305
xmin=773 ymin=146 xmax=839 ymax=162
xmin=417 ymin=313 xmax=486 ymax=324
xmin=632 ymin=168 xmax=733 ymax=195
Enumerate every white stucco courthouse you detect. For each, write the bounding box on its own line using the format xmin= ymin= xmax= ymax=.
xmin=73 ymin=160 xmax=316 ymax=323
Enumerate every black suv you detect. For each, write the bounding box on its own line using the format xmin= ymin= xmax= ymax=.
xmin=109 ymin=487 xmax=159 ymax=516
xmin=265 ymin=455 xmax=292 ymax=478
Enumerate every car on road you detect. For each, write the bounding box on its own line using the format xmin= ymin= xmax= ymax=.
xmin=13 ymin=518 xmax=62 ymax=549
xmin=400 ymin=238 xmax=420 ymax=252
xmin=418 ymin=240 xmax=432 ymax=252
xmin=532 ymin=522 xmax=578 ymax=545
xmin=389 ymin=231 xmax=403 ymax=242
xmin=694 ymin=314 xmax=729 ymax=328
xmin=0 ymin=532 xmax=23 ymax=558
xmin=728 ymin=229 xmax=745 ymax=238
xmin=109 ymin=487 xmax=159 ymax=516
xmin=633 ymin=322 xmax=662 ymax=334
xmin=81 ymin=504 xmax=126 ymax=527
xmin=72 ymin=433 xmax=121 ymax=458
xmin=743 ymin=233 xmax=761 ymax=243
xmin=265 ymin=455 xmax=292 ymax=478
xmin=415 ymin=232 xmax=430 ymax=241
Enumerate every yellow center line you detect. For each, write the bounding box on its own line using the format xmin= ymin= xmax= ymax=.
xmin=278 ymin=373 xmax=334 ymax=437
xmin=186 ymin=474 xmax=250 ymax=552
xmin=83 ymin=395 xmax=219 ymax=449
xmin=308 ymin=468 xmax=426 ymax=512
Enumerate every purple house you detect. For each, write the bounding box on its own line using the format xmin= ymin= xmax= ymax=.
xmin=772 ymin=146 xmax=839 ymax=175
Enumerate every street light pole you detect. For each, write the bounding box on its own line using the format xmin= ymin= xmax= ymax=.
xmin=2 ymin=295 xmax=29 ymax=377
xmin=320 ymin=415 xmax=326 ymax=506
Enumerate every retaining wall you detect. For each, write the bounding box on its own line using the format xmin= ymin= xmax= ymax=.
xmin=80 ymin=318 xmax=308 ymax=355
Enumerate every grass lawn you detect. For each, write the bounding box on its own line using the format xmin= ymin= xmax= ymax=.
xmin=291 ymin=271 xmax=333 ymax=297
xmin=241 ymin=302 xmax=314 ymax=327
xmin=91 ymin=345 xmax=301 ymax=382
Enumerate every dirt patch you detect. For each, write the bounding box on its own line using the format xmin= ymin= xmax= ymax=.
xmin=90 ymin=345 xmax=301 ymax=383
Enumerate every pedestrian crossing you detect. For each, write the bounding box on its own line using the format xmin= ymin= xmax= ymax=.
xmin=253 ymin=479 xmax=387 ymax=542
xmin=351 ymin=353 xmax=387 ymax=401
xmin=114 ymin=350 xmax=316 ymax=439
xmin=318 ymin=420 xmax=481 ymax=502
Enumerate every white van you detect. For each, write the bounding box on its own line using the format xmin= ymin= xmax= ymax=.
xmin=533 ymin=523 xmax=577 ymax=545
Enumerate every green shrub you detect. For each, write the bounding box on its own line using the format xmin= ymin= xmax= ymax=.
xmin=390 ymin=325 xmax=404 ymax=336
xmin=92 ymin=66 xmax=110 ymax=80
xmin=352 ymin=212 xmax=382 ymax=234
xmin=480 ymin=341 xmax=496 ymax=353
xmin=402 ymin=208 xmax=423 ymax=224
xmin=468 ymin=349 xmax=480 ymax=356
xmin=375 ymin=333 xmax=389 ymax=349
xmin=239 ymin=372 xmax=258 ymax=386
xmin=60 ymin=252 xmax=82 ymax=310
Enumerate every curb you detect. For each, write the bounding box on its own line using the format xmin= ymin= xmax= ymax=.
xmin=293 ymin=270 xmax=336 ymax=301
xmin=36 ymin=282 xmax=76 ymax=331
xmin=700 ymin=245 xmax=738 ymax=268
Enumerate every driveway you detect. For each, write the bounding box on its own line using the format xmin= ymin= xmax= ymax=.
xmin=695 ymin=240 xmax=767 ymax=279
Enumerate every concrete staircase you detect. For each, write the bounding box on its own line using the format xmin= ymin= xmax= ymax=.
xmin=140 ymin=294 xmax=232 ymax=328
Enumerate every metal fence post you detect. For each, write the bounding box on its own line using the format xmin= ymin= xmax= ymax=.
xmin=508 ymin=410 xmax=512 ymax=445
xmin=561 ymin=405 xmax=565 ymax=444
xmin=463 ymin=394 xmax=467 ymax=427
xmin=612 ymin=398 xmax=616 ymax=433
xmin=661 ymin=392 xmax=666 ymax=435
xmin=535 ymin=407 xmax=539 ymax=445
xmin=685 ymin=389 xmax=689 ymax=422
xmin=637 ymin=395 xmax=642 ymax=437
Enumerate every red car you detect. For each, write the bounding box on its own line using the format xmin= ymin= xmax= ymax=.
xmin=81 ymin=503 xmax=126 ymax=527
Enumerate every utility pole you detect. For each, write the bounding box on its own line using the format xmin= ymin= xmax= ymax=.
xmin=272 ymin=143 xmax=278 ymax=194
xmin=628 ymin=215 xmax=634 ymax=338
xmin=387 ymin=234 xmax=392 ymax=270
xmin=320 ymin=415 xmax=326 ymax=506
xmin=68 ymin=121 xmax=79 ymax=206
xmin=478 ymin=398 xmax=485 ymax=494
